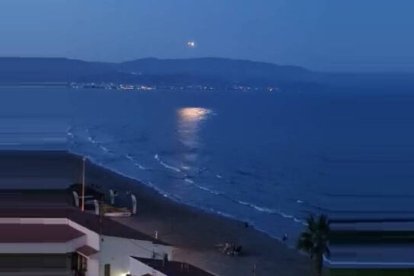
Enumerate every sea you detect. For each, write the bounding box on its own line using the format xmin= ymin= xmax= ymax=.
xmin=0 ymin=86 xmax=413 ymax=246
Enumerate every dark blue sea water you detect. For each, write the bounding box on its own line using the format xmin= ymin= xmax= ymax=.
xmin=1 ymin=87 xmax=414 ymax=245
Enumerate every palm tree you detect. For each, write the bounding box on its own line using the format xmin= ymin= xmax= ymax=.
xmin=297 ymin=214 xmax=330 ymax=276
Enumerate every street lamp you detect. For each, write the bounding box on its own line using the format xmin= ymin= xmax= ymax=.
xmin=81 ymin=157 xmax=86 ymax=212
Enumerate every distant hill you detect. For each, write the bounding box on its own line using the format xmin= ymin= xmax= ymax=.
xmin=118 ymin=57 xmax=318 ymax=84
xmin=0 ymin=57 xmax=412 ymax=91
xmin=0 ymin=57 xmax=320 ymax=89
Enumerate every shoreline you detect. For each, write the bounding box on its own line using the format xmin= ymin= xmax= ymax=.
xmin=78 ymin=152 xmax=311 ymax=275
xmin=70 ymin=150 xmax=300 ymax=246
xmin=0 ymin=150 xmax=311 ymax=275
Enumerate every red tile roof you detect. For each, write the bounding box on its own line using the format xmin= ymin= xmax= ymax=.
xmin=0 ymin=189 xmax=168 ymax=245
xmin=76 ymin=245 xmax=98 ymax=257
xmin=0 ymin=207 xmax=168 ymax=245
xmin=0 ymin=224 xmax=84 ymax=243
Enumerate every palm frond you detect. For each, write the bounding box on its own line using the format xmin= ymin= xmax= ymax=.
xmin=297 ymin=232 xmax=312 ymax=249
xmin=297 ymin=214 xmax=331 ymax=270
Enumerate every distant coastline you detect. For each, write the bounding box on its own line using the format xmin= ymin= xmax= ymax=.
xmin=0 ymin=57 xmax=413 ymax=93
xmin=0 ymin=57 xmax=312 ymax=91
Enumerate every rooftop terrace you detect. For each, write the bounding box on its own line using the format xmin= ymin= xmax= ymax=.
xmin=0 ymin=189 xmax=168 ymax=245
xmin=133 ymin=257 xmax=215 ymax=276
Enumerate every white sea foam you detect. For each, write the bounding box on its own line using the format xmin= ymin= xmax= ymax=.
xmin=67 ymin=148 xmax=305 ymax=244
xmin=237 ymin=200 xmax=304 ymax=224
xmin=67 ymin=122 xmax=307 ymax=242
xmin=238 ymin=200 xmax=277 ymax=214
xmin=87 ymin=136 xmax=97 ymax=143
xmin=147 ymin=182 xmax=169 ymax=198
xmin=280 ymin=212 xmax=294 ymax=219
xmin=192 ymin=183 xmax=222 ymax=195
xmin=125 ymin=154 xmax=147 ymax=170
xmin=99 ymin=145 xmax=110 ymax=153
xmin=135 ymin=163 xmax=147 ymax=170
xmin=154 ymin=154 xmax=181 ymax=173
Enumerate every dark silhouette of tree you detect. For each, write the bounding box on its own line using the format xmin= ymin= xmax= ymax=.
xmin=297 ymin=215 xmax=330 ymax=276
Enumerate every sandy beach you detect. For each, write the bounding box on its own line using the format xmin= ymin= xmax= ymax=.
xmin=0 ymin=150 xmax=311 ymax=276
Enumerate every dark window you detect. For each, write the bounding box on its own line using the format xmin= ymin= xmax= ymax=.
xmin=104 ymin=263 xmax=111 ymax=276
xmin=71 ymin=253 xmax=87 ymax=275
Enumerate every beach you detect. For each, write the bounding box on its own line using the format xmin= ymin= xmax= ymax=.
xmin=0 ymin=150 xmax=311 ymax=275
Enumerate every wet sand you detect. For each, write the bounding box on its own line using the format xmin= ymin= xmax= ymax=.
xmin=0 ymin=150 xmax=311 ymax=275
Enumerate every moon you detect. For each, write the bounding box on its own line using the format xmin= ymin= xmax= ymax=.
xmin=186 ymin=41 xmax=196 ymax=48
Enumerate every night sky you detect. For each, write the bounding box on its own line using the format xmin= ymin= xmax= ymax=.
xmin=0 ymin=0 xmax=413 ymax=72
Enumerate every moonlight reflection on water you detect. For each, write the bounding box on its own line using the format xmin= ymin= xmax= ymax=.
xmin=177 ymin=107 xmax=212 ymax=153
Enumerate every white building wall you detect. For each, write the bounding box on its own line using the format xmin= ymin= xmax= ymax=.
xmin=0 ymin=236 xmax=86 ymax=254
xmin=0 ymin=218 xmax=100 ymax=276
xmin=0 ymin=218 xmax=68 ymax=225
xmin=67 ymin=219 xmax=100 ymax=250
xmin=87 ymin=255 xmax=100 ymax=276
xmin=98 ymin=236 xmax=173 ymax=276
xmin=0 ymin=243 xmax=68 ymax=254
xmin=129 ymin=257 xmax=167 ymax=276
xmin=0 ymin=218 xmax=173 ymax=276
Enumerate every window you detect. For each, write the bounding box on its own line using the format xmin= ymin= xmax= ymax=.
xmin=104 ymin=264 xmax=111 ymax=276
xmin=71 ymin=253 xmax=87 ymax=274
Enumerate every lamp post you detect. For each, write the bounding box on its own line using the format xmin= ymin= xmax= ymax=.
xmin=81 ymin=157 xmax=86 ymax=212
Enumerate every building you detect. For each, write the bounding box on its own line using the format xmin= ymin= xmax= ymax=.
xmin=0 ymin=189 xmax=173 ymax=276
xmin=0 ymin=151 xmax=216 ymax=276
xmin=129 ymin=257 xmax=214 ymax=276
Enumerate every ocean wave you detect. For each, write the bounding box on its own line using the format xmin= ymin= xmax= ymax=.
xmin=70 ymin=145 xmax=305 ymax=227
xmin=237 ymin=200 xmax=305 ymax=225
xmin=190 ymin=182 xmax=223 ymax=196
xmin=175 ymin=171 xmax=305 ymax=225
xmin=237 ymin=200 xmax=278 ymax=214
xmin=147 ymin=182 xmax=171 ymax=198
xmin=68 ymin=148 xmax=172 ymax=200
xmin=67 ymin=148 xmax=305 ymax=243
xmin=69 ymin=134 xmax=306 ymax=238
xmin=125 ymin=154 xmax=147 ymax=170
xmin=88 ymin=136 xmax=97 ymax=144
xmin=135 ymin=163 xmax=147 ymax=170
xmin=67 ymin=128 xmax=96 ymax=144
xmin=183 ymin=178 xmax=304 ymax=225
xmin=99 ymin=145 xmax=110 ymax=153
xmin=154 ymin=154 xmax=181 ymax=173
xmin=126 ymin=154 xmax=134 ymax=161
xmin=208 ymin=208 xmax=237 ymax=220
